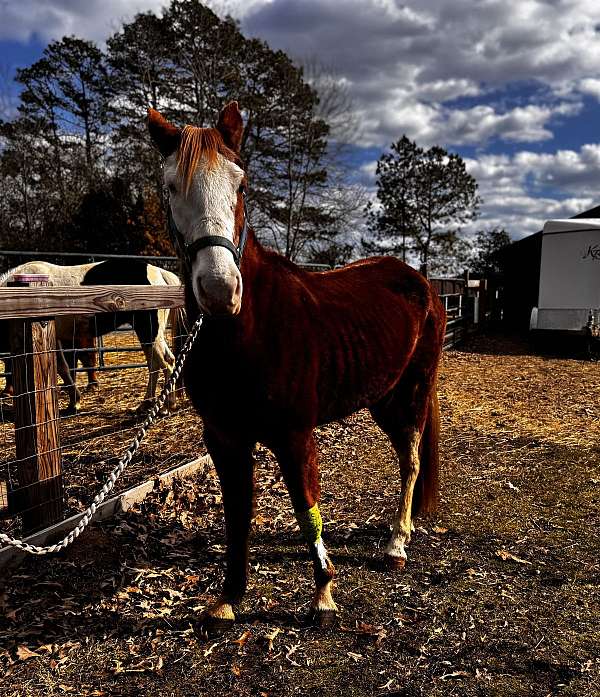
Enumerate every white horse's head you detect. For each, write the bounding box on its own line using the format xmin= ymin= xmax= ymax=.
xmin=148 ymin=102 xmax=246 ymax=316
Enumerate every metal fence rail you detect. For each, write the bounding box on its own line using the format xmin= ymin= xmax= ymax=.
xmin=0 ymin=249 xmax=331 ymax=275
xmin=430 ymin=276 xmax=489 ymax=349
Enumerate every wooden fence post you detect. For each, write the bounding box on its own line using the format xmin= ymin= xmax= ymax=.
xmin=7 ymin=276 xmax=64 ymax=533
xmin=9 ymin=317 xmax=64 ymax=533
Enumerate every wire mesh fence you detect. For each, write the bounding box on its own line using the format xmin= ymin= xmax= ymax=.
xmin=0 ymin=283 xmax=204 ymax=542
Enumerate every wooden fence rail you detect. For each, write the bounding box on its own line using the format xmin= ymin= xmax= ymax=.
xmin=0 ymin=285 xmax=185 ymax=319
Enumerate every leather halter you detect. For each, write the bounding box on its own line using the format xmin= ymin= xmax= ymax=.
xmin=166 ymin=189 xmax=249 ymax=273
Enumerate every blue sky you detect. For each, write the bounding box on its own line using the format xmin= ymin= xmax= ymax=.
xmin=2 ymin=0 xmax=600 ymax=239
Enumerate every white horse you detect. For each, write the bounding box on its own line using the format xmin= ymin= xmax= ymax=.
xmin=0 ymin=260 xmax=183 ymax=414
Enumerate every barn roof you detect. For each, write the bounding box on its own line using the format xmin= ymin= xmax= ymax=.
xmin=572 ymin=204 xmax=600 ymax=219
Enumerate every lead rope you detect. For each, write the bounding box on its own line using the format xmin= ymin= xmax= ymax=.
xmin=0 ymin=314 xmax=204 ymax=555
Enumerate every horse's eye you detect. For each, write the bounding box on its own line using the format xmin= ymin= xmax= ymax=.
xmin=168 ymin=183 xmax=177 ymax=194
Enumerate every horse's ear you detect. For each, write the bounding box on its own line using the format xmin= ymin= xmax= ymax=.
xmin=217 ymin=101 xmax=244 ymax=152
xmin=147 ymin=108 xmax=181 ymax=157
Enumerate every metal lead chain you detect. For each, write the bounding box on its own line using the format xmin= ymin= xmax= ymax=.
xmin=0 ymin=314 xmax=204 ymax=555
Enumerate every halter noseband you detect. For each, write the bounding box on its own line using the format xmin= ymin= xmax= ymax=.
xmin=166 ymin=189 xmax=249 ymax=273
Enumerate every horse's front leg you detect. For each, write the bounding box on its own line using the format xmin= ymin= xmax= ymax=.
xmin=273 ymin=430 xmax=337 ymax=625
xmin=201 ymin=430 xmax=255 ymax=631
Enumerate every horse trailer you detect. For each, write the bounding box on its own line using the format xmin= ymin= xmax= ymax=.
xmin=529 ymin=218 xmax=600 ymax=340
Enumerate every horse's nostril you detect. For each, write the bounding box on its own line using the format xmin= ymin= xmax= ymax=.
xmin=196 ymin=275 xmax=241 ymax=314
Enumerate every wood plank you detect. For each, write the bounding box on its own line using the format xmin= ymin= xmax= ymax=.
xmin=0 ymin=455 xmax=212 ymax=570
xmin=0 ymin=285 xmax=185 ymax=319
xmin=10 ymin=318 xmax=63 ymax=532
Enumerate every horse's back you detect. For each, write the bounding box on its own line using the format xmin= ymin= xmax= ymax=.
xmin=239 ymin=254 xmax=444 ymax=427
xmin=0 ymin=261 xmax=100 ymax=287
xmin=311 ymin=256 xmax=434 ymax=310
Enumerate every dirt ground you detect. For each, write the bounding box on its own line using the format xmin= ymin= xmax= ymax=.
xmin=1 ymin=331 xmax=599 ymax=696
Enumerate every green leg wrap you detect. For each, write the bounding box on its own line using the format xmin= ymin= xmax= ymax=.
xmin=296 ymin=503 xmax=323 ymax=544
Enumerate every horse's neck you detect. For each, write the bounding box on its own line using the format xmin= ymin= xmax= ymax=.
xmin=239 ymin=233 xmax=301 ymax=318
xmin=198 ymin=233 xmax=303 ymax=348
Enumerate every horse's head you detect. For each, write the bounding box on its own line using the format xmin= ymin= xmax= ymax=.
xmin=148 ymin=102 xmax=246 ymax=316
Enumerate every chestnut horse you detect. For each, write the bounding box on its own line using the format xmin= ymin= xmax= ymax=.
xmin=148 ymin=103 xmax=446 ymax=628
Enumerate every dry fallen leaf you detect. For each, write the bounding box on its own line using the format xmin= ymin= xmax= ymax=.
xmin=232 ymin=629 xmax=251 ymax=649
xmin=433 ymin=526 xmax=448 ymax=534
xmin=495 ymin=549 xmax=532 ymax=565
xmin=262 ymin=628 xmax=281 ymax=651
xmin=347 ymin=652 xmax=364 ymax=662
xmin=16 ymin=646 xmax=40 ymax=661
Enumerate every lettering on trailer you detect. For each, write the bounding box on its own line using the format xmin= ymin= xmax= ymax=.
xmin=582 ymin=244 xmax=600 ymax=260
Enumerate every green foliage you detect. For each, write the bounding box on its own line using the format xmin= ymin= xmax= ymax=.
xmin=363 ymin=135 xmax=480 ymax=274
xmin=62 ymin=177 xmax=147 ymax=254
xmin=469 ymin=227 xmax=511 ymax=275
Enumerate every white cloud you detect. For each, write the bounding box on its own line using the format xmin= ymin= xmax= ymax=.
xmin=244 ymin=0 xmax=600 ymax=147
xmin=0 ymin=0 xmax=165 ymax=43
xmin=359 ymin=100 xmax=582 ymax=149
xmin=465 ymin=145 xmax=600 ymax=238
xmin=578 ymin=78 xmax=600 ymax=100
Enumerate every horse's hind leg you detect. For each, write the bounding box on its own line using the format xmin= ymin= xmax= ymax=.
xmin=272 ymin=430 xmax=337 ymax=625
xmin=201 ymin=430 xmax=255 ymax=631
xmin=57 ymin=340 xmax=81 ymax=414
xmin=136 ymin=311 xmax=175 ymax=413
xmin=1 ymin=356 xmax=13 ymax=396
xmin=76 ymin=321 xmax=99 ymax=389
xmin=370 ymin=344 xmax=441 ymax=569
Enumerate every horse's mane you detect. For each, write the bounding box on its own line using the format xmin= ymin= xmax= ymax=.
xmin=0 ymin=268 xmax=13 ymax=287
xmin=177 ymin=126 xmax=234 ymax=195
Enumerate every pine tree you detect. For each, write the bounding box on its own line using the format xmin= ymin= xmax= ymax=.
xmin=364 ymin=136 xmax=480 ymax=274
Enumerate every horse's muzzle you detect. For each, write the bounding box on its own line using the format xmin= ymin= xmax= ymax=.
xmin=195 ymin=274 xmax=242 ymax=316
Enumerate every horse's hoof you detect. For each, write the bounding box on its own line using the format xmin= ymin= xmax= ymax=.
xmin=85 ymin=382 xmax=99 ymax=391
xmin=196 ymin=613 xmax=235 ymax=637
xmin=307 ymin=609 xmax=338 ymax=628
xmin=383 ymin=553 xmax=406 ymax=571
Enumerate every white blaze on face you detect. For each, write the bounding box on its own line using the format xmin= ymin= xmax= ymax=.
xmin=164 ymin=151 xmax=244 ymax=315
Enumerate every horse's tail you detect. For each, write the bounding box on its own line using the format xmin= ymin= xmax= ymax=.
xmin=170 ymin=307 xmax=189 ymax=352
xmin=412 ymin=288 xmax=446 ymax=516
xmin=161 ymin=265 xmax=188 ymax=362
xmin=412 ymin=388 xmax=441 ymax=516
xmin=169 ymin=307 xmax=189 ymax=395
